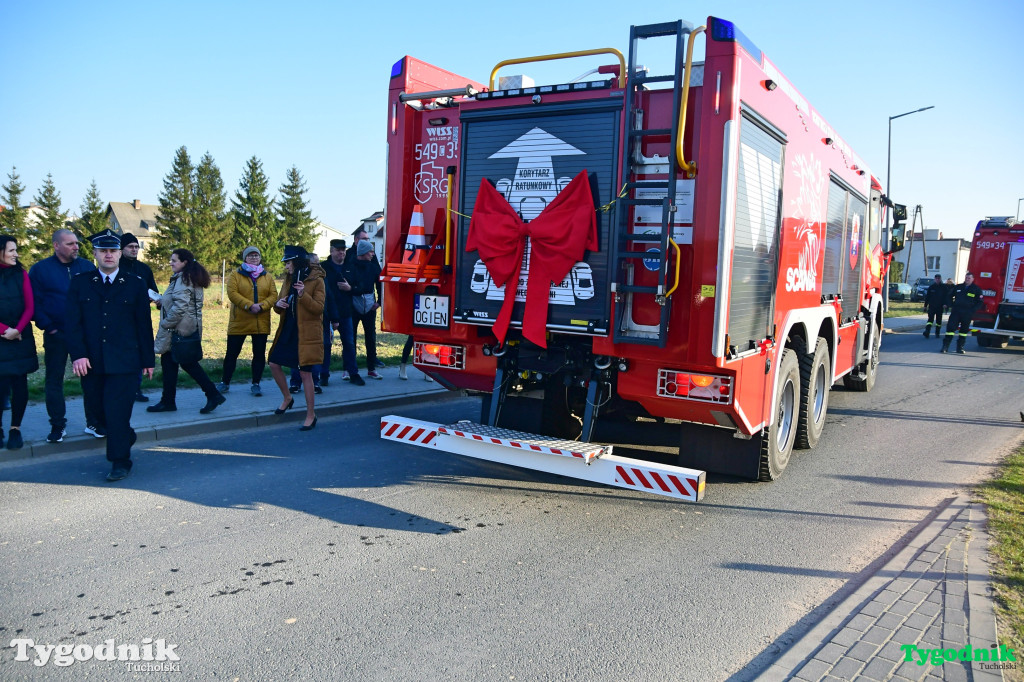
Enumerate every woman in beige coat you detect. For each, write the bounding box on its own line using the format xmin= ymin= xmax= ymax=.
xmin=217 ymin=246 xmax=277 ymax=396
xmin=147 ymin=249 xmax=225 ymax=415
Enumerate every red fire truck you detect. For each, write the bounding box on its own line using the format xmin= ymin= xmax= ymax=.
xmin=378 ymin=17 xmax=905 ymax=502
xmin=966 ymin=217 xmax=1024 ymax=348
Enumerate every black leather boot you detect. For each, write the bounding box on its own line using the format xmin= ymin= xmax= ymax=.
xmin=199 ymin=393 xmax=227 ymax=414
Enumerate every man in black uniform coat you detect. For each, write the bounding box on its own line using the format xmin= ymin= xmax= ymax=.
xmin=922 ymin=274 xmax=947 ymax=338
xmin=118 ymin=232 xmax=159 ymax=403
xmin=65 ymin=229 xmax=156 ymax=481
xmin=941 ymin=272 xmax=984 ymax=355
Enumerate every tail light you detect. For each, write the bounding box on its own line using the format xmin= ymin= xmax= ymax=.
xmin=658 ymin=369 xmax=733 ymax=403
xmin=415 ymin=342 xmax=465 ymax=370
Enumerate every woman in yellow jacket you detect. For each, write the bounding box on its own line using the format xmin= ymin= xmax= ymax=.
xmin=218 ymin=246 xmax=278 ymax=396
xmin=269 ymin=245 xmax=325 ymax=430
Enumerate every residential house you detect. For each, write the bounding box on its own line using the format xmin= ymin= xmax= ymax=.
xmin=311 ymin=220 xmax=347 ymax=258
xmin=893 ymin=228 xmax=972 ymax=283
xmin=355 ymin=210 xmax=385 ymax=259
xmin=105 ymin=200 xmax=160 ymax=258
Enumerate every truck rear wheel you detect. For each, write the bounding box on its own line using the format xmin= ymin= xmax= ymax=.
xmin=795 ymin=338 xmax=830 ymax=450
xmin=759 ymin=348 xmax=800 ymax=481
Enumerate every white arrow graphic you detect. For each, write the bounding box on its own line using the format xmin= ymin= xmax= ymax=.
xmin=489 ymin=127 xmax=584 ymax=221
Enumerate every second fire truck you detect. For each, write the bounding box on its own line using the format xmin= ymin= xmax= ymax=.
xmin=965 ymin=217 xmax=1024 ymax=348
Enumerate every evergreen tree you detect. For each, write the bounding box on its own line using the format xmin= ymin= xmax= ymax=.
xmin=230 ymin=156 xmax=280 ymax=270
xmin=277 ymin=166 xmax=318 ymax=254
xmin=78 ymin=179 xmax=107 ymax=237
xmin=32 ymin=173 xmax=68 ymax=262
xmin=193 ymin=152 xmax=233 ymax=269
xmin=152 ymin=146 xmax=194 ymax=272
xmin=0 ymin=166 xmax=29 ymax=247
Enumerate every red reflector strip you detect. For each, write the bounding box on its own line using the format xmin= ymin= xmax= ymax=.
xmin=615 ymin=465 xmax=635 ymax=486
xmin=648 ymin=471 xmax=672 ymax=493
xmin=631 ymin=469 xmax=653 ymax=489
xmin=381 ymin=419 xmax=437 ymax=446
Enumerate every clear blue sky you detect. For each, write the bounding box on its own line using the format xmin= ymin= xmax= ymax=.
xmin=3 ymin=0 xmax=1021 ymax=241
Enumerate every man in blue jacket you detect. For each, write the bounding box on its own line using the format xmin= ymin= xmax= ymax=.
xmin=28 ymin=229 xmax=100 ymax=443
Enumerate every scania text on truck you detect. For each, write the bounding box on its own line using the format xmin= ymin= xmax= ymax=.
xmin=378 ymin=17 xmax=906 ymax=502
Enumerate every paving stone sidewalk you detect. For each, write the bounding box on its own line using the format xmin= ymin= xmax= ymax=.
xmin=760 ymin=498 xmax=1007 ymax=681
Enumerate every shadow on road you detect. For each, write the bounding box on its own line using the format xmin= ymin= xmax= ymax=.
xmin=828 ymin=407 xmax=1023 ymax=429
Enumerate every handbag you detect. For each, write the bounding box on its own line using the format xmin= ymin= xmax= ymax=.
xmin=353 ymin=292 xmax=376 ymax=315
xmin=171 ymin=330 xmax=203 ymax=365
xmin=171 ymin=289 xmax=203 ymax=364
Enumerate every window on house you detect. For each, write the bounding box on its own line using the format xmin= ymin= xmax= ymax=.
xmin=926 ymin=256 xmax=941 ymax=270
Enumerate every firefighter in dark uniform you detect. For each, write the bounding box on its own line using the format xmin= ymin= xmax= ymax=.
xmin=922 ymin=274 xmax=947 ymax=338
xmin=65 ymin=229 xmax=156 ymax=481
xmin=941 ymin=272 xmax=984 ymax=354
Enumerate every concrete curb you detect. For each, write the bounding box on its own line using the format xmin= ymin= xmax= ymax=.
xmin=0 ymin=389 xmax=464 ymax=465
xmin=965 ymin=502 xmax=1004 ymax=682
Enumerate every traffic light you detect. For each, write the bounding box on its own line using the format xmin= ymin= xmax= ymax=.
xmin=890 ymin=203 xmax=907 ymax=252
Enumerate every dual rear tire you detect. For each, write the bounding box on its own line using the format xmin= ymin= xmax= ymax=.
xmin=759 ymin=338 xmax=832 ymax=481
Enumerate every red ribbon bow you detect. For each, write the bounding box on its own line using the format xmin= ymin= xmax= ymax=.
xmin=466 ymin=170 xmax=598 ymax=348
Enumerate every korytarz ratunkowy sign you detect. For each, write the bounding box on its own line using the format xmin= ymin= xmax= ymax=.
xmin=454 ymin=109 xmax=617 ymax=336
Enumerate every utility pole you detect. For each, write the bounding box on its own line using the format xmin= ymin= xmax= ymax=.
xmin=885 ymin=106 xmax=935 ymax=309
xmin=918 ymin=205 xmax=928 ymax=279
xmin=904 ymin=207 xmax=916 ymax=282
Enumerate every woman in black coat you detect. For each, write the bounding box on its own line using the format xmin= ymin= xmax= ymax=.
xmin=0 ymin=235 xmax=39 ymax=450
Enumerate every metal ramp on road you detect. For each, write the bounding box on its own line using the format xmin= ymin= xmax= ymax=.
xmin=381 ymin=416 xmax=706 ymax=502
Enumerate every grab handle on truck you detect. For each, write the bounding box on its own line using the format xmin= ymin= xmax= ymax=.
xmin=664 ymin=238 xmax=682 ymax=299
xmin=676 ymin=25 xmax=705 ymax=178
xmin=444 ymin=166 xmax=456 ymax=273
xmin=489 ymin=48 xmax=627 ymax=91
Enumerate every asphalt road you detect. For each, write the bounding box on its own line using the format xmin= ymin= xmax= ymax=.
xmin=1 ymin=330 xmax=1022 ymax=681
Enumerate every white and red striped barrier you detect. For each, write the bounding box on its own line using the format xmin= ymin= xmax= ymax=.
xmin=380 ymin=415 xmax=705 ymax=502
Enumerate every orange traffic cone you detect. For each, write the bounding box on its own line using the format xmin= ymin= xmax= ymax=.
xmin=385 ymin=204 xmax=441 ymax=282
xmin=404 ymin=205 xmax=427 ymax=264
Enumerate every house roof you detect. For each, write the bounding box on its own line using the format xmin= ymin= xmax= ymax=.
xmin=105 ymin=201 xmax=160 ymax=238
xmin=360 ymin=211 xmax=384 ymax=223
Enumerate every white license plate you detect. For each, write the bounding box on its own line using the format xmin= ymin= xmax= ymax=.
xmin=413 ymin=295 xmax=449 ymax=328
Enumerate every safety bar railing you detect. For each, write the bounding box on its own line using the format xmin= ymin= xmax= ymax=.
xmin=489 ymin=48 xmax=627 ymax=91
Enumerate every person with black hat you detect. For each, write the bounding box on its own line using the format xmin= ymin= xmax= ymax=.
xmin=65 ymin=229 xmax=155 ymax=481
xmin=322 ymin=238 xmax=363 ymax=385
xmin=268 ymin=245 xmax=325 ymax=430
xmin=119 ymin=232 xmax=159 ymax=402
xmin=28 ymin=228 xmax=100 ymax=443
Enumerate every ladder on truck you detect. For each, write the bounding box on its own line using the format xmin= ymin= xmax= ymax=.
xmin=611 ymin=20 xmax=697 ymax=347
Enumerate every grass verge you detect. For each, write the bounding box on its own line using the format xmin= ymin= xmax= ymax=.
xmin=977 ymin=439 xmax=1024 ymax=680
xmin=883 ymin=300 xmax=926 ymax=318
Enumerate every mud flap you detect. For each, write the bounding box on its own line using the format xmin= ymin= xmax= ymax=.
xmin=677 ymin=421 xmax=761 ymax=480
